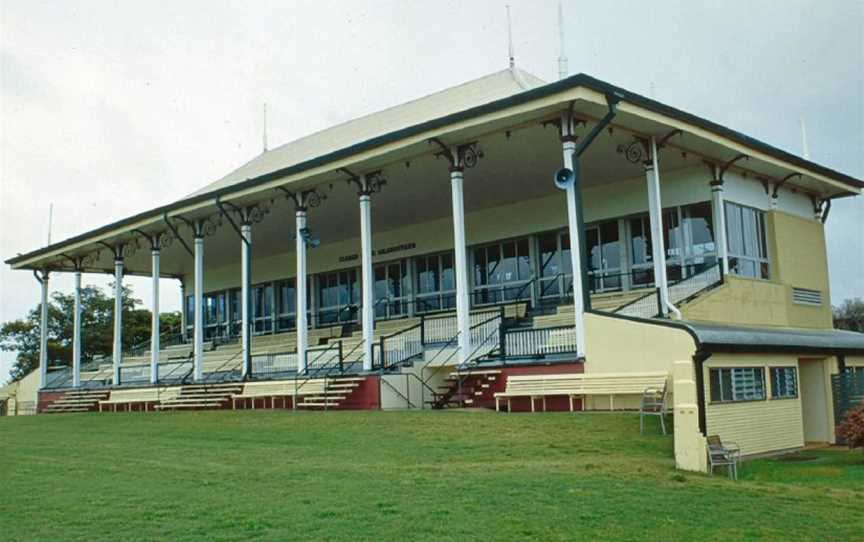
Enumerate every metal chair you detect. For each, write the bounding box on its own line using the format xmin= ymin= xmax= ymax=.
xmin=640 ymin=382 xmax=668 ymax=435
xmin=707 ymin=435 xmax=741 ymax=480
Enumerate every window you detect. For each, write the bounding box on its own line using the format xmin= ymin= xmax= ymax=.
xmin=725 ymin=202 xmax=770 ymax=279
xmin=316 ymin=269 xmax=359 ymax=325
xmin=681 ymin=202 xmax=717 ymax=274
xmin=845 ymin=366 xmax=864 ymax=377
xmin=770 ymin=367 xmax=798 ymax=399
xmin=709 ymin=367 xmax=766 ymax=402
xmin=472 ymin=238 xmax=531 ymax=304
xmin=415 ymin=252 xmax=455 ymax=312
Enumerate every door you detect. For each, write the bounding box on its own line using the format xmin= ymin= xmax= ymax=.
xmin=799 ymin=359 xmax=831 ymax=443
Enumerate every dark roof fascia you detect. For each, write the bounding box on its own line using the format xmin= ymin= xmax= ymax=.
xmin=7 ymin=73 xmax=862 ymax=267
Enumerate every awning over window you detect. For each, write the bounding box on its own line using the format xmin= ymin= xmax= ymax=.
xmin=683 ymin=321 xmax=864 ymax=355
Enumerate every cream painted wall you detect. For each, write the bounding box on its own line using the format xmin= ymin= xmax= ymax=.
xmin=847 ymin=355 xmax=864 ymax=367
xmin=723 ymin=171 xmax=814 ymax=219
xmin=704 ymin=354 xmax=806 ymax=456
xmin=2 ymin=369 xmax=40 ymax=415
xmin=682 ymin=276 xmax=832 ymax=329
xmin=581 ymin=313 xmax=696 ymax=409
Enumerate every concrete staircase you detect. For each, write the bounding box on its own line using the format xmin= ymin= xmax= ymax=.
xmin=42 ymin=389 xmax=109 ymax=414
xmin=296 ymin=377 xmax=367 ymax=409
xmin=155 ymin=382 xmax=243 ymax=411
xmin=429 ymin=369 xmax=501 ymax=409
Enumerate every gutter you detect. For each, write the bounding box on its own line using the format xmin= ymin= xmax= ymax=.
xmin=7 ymin=73 xmax=863 ymax=268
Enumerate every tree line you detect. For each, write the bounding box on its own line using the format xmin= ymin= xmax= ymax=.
xmin=0 ymin=284 xmax=181 ymax=382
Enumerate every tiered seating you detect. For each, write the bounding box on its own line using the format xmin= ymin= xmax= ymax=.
xmin=155 ymin=382 xmax=243 ymax=410
xmin=122 ymin=343 xmax=194 ymax=366
xmin=99 ymin=387 xmax=181 ymax=412
xmin=532 ymin=291 xmax=650 ymax=328
xmin=232 ymin=377 xmax=366 ymax=409
xmin=494 ymin=372 xmax=669 ymax=412
xmin=42 ymin=389 xmax=109 ymax=413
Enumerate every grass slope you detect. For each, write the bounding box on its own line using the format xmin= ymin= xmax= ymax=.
xmin=0 ymin=411 xmax=862 ymax=541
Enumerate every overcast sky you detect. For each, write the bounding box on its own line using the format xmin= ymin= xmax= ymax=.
xmin=1 ymin=0 xmax=862 ymax=383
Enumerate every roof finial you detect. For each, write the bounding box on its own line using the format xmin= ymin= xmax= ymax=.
xmin=262 ymin=102 xmax=269 ymax=153
xmin=46 ymin=202 xmax=53 ymax=246
xmin=799 ymin=115 xmax=810 ymax=159
xmin=507 ymin=5 xmax=515 ymax=69
xmin=557 ymin=1 xmax=568 ymax=80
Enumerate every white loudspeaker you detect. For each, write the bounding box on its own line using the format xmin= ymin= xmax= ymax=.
xmin=554 ymin=168 xmax=575 ymax=190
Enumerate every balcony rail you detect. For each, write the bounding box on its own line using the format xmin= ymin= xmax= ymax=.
xmin=616 ymin=262 xmax=723 ymax=319
xmin=501 ymin=326 xmax=578 ymax=359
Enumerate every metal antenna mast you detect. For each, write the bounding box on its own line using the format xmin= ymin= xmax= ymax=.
xmin=558 ymin=1 xmax=568 ymax=80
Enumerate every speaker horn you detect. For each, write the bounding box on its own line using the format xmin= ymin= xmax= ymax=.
xmin=554 ymin=168 xmax=575 ymax=190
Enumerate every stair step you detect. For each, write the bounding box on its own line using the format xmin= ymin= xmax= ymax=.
xmin=297 ymin=402 xmax=342 ymax=407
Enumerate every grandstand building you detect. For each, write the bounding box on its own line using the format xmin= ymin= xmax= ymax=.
xmin=6 ymin=68 xmax=864 ymax=471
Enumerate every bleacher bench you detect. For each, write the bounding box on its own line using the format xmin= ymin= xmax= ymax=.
xmin=233 ymin=382 xmax=296 ymax=409
xmin=99 ymin=388 xmax=179 ymax=412
xmin=494 ymin=372 xmax=669 ymax=412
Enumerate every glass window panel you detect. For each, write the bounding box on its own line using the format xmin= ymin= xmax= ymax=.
xmin=517 ymin=238 xmax=531 ymax=280
xmin=486 ymin=245 xmax=501 ymax=285
xmin=441 ymin=253 xmax=455 ymax=291
xmin=500 ymin=241 xmax=517 ymax=283
xmin=473 ymin=248 xmax=487 ymax=286
xmin=539 ymin=233 xmax=559 ymax=277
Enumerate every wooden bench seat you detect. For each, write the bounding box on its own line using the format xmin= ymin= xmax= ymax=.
xmin=99 ymin=387 xmax=180 ymax=412
xmin=495 ymin=372 xmax=669 ymax=412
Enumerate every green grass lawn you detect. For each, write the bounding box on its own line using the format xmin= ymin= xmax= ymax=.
xmin=1 ymin=411 xmax=862 ymax=541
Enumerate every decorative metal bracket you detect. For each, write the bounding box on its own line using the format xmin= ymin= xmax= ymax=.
xmin=276 ymin=186 xmax=327 ymax=211
xmin=132 ymin=228 xmax=173 ymax=252
xmin=340 ymin=168 xmax=386 ymax=196
xmin=618 ymin=129 xmax=682 ymax=165
xmin=97 ymin=240 xmax=133 ymax=262
xmin=33 ymin=268 xmax=50 ymax=284
xmin=428 ymin=138 xmax=484 ymax=171
xmin=214 ymin=196 xmax=269 ymax=247
xmin=772 ymin=172 xmax=801 ymax=199
xmin=718 ymin=154 xmax=749 ymax=181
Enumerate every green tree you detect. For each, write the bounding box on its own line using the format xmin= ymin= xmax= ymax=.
xmin=0 ymin=283 xmax=181 ymax=382
xmin=833 ymin=298 xmax=864 ymax=333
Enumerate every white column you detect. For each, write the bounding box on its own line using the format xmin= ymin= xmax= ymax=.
xmin=241 ymin=223 xmax=252 ymax=377
xmin=359 ymin=193 xmax=374 ymax=371
xmin=72 ymin=271 xmax=82 ymax=388
xmin=450 ymin=167 xmax=472 ymax=361
xmin=561 ymin=139 xmax=587 ymax=358
xmin=112 ymin=259 xmax=124 ymax=385
xmin=710 ymin=168 xmax=729 ymax=274
xmin=150 ymin=249 xmax=160 ymax=385
xmin=645 ymin=137 xmax=670 ymax=316
xmin=193 ymin=236 xmax=204 ymax=381
xmin=38 ymin=272 xmax=49 ymax=389
xmin=296 ymin=209 xmax=309 ymax=373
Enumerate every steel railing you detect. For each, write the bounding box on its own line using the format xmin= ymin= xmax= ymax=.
xmin=501 ymin=325 xmax=578 ymax=358
xmin=615 ymin=262 xmax=724 ymax=319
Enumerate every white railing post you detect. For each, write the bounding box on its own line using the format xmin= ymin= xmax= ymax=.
xmin=561 ymin=131 xmax=587 ymax=358
xmin=150 ymin=249 xmax=160 ymax=385
xmin=296 ymin=209 xmax=308 ymax=374
xmin=72 ymin=270 xmax=82 ymax=388
xmin=645 ymin=136 xmax=670 ymax=316
xmin=36 ymin=270 xmax=50 ymax=389
xmin=359 ymin=191 xmax=374 ymax=371
xmin=241 ymin=223 xmax=252 ymax=377
xmin=450 ymin=166 xmax=472 ymax=362
xmin=112 ymin=257 xmax=124 ymax=385
xmin=711 ymin=165 xmax=729 ymax=275
xmin=193 ymin=235 xmax=204 ymax=381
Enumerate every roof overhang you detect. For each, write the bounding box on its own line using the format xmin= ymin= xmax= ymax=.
xmin=7 ymin=73 xmax=862 ymax=272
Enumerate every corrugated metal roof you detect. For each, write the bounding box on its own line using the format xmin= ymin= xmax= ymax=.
xmin=186 ymin=68 xmax=546 ymax=198
xmin=684 ymin=321 xmax=864 ymax=354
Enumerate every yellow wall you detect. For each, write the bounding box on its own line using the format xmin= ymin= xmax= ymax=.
xmin=704 ymin=354 xmax=805 ymax=456
xmin=681 ymin=210 xmax=833 ymax=329
xmin=1 ymin=370 xmax=40 ymax=416
xmin=583 ymin=313 xmax=697 ymax=409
